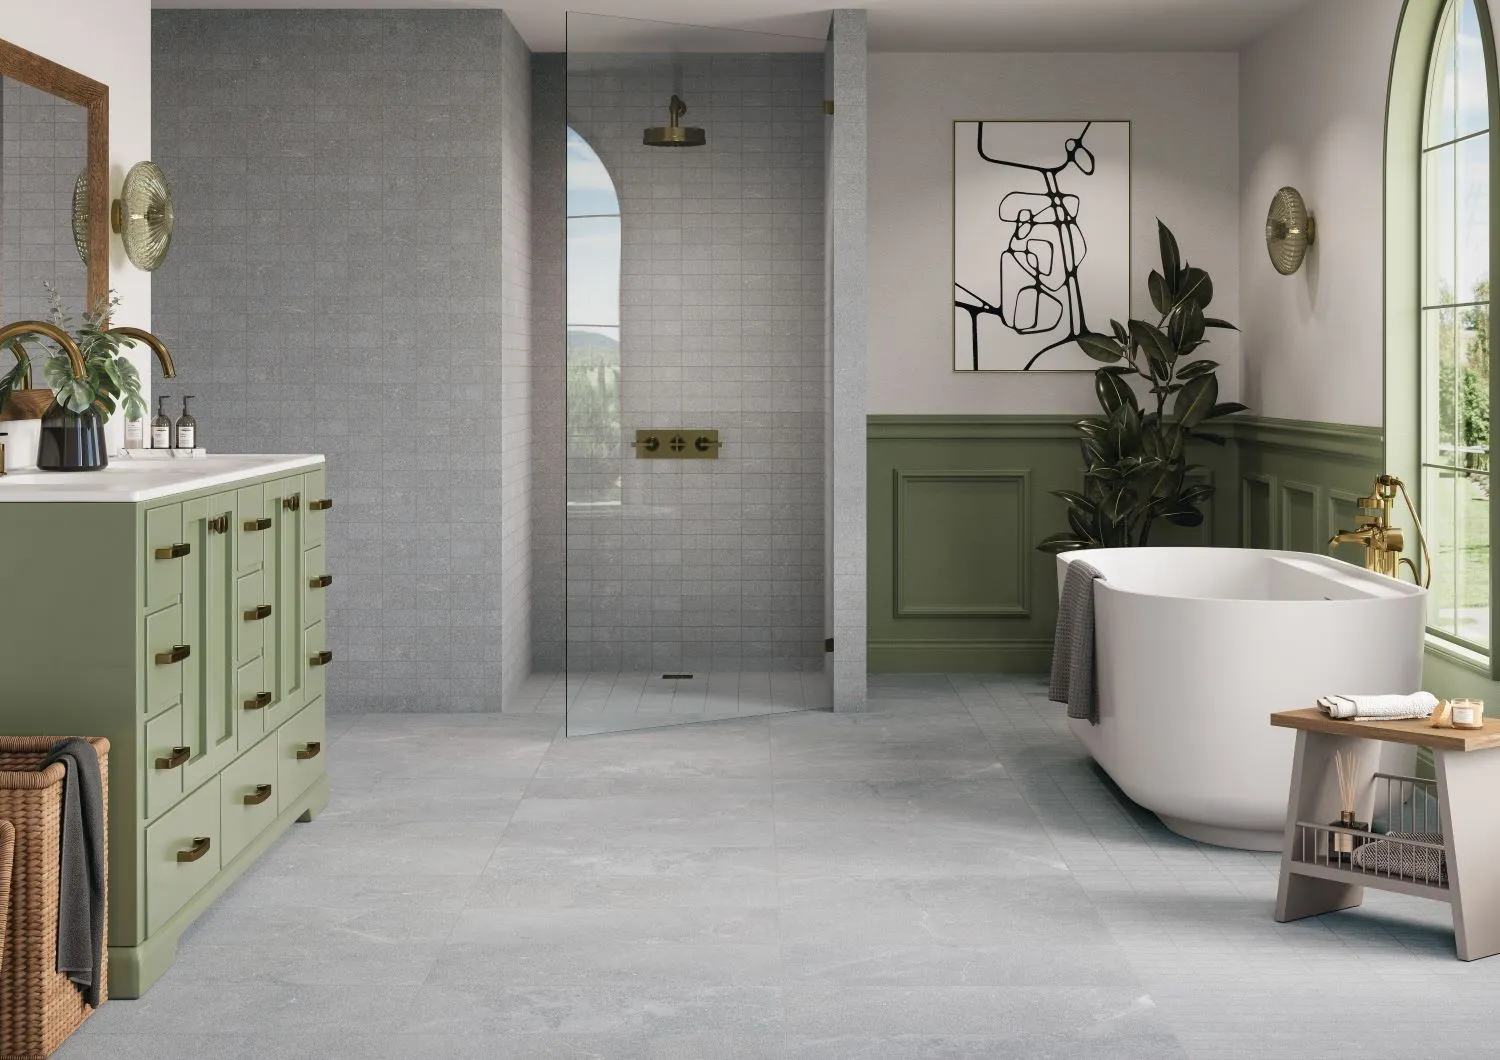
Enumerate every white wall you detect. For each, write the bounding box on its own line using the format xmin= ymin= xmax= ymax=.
xmin=867 ymin=52 xmax=1240 ymax=415
xmin=1 ymin=0 xmax=153 ymax=430
xmin=1239 ymin=0 xmax=1404 ymax=428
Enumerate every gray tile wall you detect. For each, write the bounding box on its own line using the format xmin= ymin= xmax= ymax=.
xmin=563 ymin=53 xmax=827 ymax=675
xmin=0 ymin=77 xmax=88 ymax=323
xmin=152 ymin=10 xmax=522 ymax=713
xmin=827 ymin=11 xmax=868 ymax=710
xmin=530 ymin=55 xmax=567 ymax=673
xmin=499 ymin=18 xmax=534 ymax=705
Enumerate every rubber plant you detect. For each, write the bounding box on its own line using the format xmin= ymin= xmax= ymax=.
xmin=1038 ymin=221 xmax=1247 ymax=552
xmin=0 ymin=282 xmax=147 ymax=423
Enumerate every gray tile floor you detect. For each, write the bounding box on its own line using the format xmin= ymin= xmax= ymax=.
xmin=59 ymin=674 xmax=1500 ymax=1059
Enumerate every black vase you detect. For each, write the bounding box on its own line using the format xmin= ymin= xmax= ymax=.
xmin=37 ymin=401 xmax=107 ymax=472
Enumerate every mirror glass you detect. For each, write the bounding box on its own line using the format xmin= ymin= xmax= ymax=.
xmin=0 ymin=75 xmax=89 ymax=323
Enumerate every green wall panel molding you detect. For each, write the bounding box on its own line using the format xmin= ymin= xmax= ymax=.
xmin=868 ymin=414 xmax=1383 ymax=672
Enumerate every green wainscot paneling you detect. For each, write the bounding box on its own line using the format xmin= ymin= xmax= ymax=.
xmin=868 ymin=414 xmax=1383 ymax=673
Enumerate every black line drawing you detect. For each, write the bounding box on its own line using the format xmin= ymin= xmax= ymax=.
xmin=955 ymin=121 xmax=1117 ymax=372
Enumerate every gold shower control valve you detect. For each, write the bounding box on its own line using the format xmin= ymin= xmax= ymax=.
xmin=633 ymin=429 xmax=722 ymax=460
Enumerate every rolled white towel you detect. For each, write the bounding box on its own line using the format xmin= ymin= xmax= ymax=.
xmin=1317 ymin=692 xmax=1439 ymax=721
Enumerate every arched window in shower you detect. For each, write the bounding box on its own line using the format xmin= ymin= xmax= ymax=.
xmin=566 ymin=126 xmax=622 ymax=507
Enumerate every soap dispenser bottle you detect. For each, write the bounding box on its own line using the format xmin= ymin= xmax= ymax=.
xmin=175 ymin=396 xmax=197 ymax=451
xmin=151 ymin=395 xmax=172 ymax=450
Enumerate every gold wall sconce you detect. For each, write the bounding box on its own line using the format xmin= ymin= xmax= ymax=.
xmin=1266 ymin=186 xmax=1316 ymax=275
xmin=73 ymin=160 xmax=176 ymax=271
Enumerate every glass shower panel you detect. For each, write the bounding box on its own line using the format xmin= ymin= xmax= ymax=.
xmin=565 ymin=12 xmax=829 ymax=736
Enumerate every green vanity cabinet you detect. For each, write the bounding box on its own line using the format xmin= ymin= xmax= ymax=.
xmin=0 ymin=458 xmax=330 ymax=998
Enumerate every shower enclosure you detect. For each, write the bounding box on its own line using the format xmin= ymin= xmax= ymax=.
xmin=564 ymin=13 xmax=829 ymax=735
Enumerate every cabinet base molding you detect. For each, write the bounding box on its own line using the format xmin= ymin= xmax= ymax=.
xmin=107 ymin=774 xmax=329 ymax=999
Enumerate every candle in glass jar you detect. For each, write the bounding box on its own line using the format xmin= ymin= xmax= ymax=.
xmin=1450 ymin=699 xmax=1486 ymax=730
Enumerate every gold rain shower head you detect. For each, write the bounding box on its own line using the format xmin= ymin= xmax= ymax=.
xmin=643 ymin=94 xmax=706 ymax=147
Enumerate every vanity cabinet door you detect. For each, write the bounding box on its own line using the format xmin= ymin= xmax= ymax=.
xmin=144 ymin=503 xmax=186 ymax=611
xmin=182 ymin=494 xmax=239 ymax=791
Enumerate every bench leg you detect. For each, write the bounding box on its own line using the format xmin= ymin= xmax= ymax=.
xmin=1437 ymin=750 xmax=1500 ymax=960
xmin=1275 ymin=730 xmax=1379 ymax=922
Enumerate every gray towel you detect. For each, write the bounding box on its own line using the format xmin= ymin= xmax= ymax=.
xmin=1048 ymin=559 xmax=1104 ymax=725
xmin=40 ymin=739 xmax=105 ymax=1008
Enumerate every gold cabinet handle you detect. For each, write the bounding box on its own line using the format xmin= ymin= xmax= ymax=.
xmin=283 ymin=493 xmax=301 ymax=512
xmin=244 ymin=517 xmax=273 ymax=532
xmin=296 ymin=741 xmax=322 ymax=761
xmin=155 ymin=745 xmax=190 ymax=770
xmin=244 ymin=603 xmax=273 ymax=622
xmin=243 ymin=784 xmax=273 ymax=806
xmin=244 ymin=691 xmax=272 ymax=710
xmin=155 ymin=644 xmax=191 ymax=665
xmin=177 ymin=836 xmax=211 ymax=863
xmin=310 ymin=650 xmax=333 ymax=667
xmin=154 ymin=542 xmax=191 ymax=560
xmin=208 ymin=513 xmax=230 ymax=535
xmin=308 ymin=498 xmax=333 ymax=512
xmin=310 ymin=574 xmax=333 ymax=589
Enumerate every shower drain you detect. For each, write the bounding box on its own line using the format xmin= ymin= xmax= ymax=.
xmin=661 ymin=673 xmax=694 ymax=680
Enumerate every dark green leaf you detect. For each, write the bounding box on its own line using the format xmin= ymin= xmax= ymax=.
xmin=1205 ymin=401 xmax=1249 ymax=419
xmin=1175 ymin=358 xmax=1219 ymax=380
xmin=1173 ymin=374 xmax=1218 ymax=428
xmin=1180 ymin=483 xmax=1215 ymax=505
xmin=1158 ymin=220 xmax=1181 ymax=287
xmin=1161 ymin=503 xmax=1205 ymax=528
xmin=1129 ymin=320 xmax=1176 ymax=375
xmin=56 ymin=377 xmax=93 ymax=414
xmin=1175 ymin=267 xmax=1213 ymax=310
xmin=1095 ymin=370 xmax=1137 ymax=414
xmin=1077 ymin=332 xmax=1125 ymax=363
xmin=1052 ymin=489 xmax=1098 ymax=513
xmin=1169 ymin=300 xmax=1205 ymax=351
xmin=1067 ymin=506 xmax=1097 ymax=541
xmin=1203 ymin=317 xmax=1238 ymax=330
xmin=1110 ymin=319 xmax=1130 ymax=346
xmin=1037 ymin=533 xmax=1092 ymax=554
xmin=1148 ymin=271 xmax=1171 ymax=316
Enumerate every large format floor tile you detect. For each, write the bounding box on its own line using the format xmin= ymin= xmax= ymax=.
xmin=57 ymin=674 xmax=1500 ymax=1059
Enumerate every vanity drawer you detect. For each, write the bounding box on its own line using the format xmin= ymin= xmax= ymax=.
xmin=303 ymin=468 xmax=328 ymax=548
xmin=237 ymin=483 xmax=270 ymax=572
xmin=304 ymin=544 xmax=327 ymax=628
xmin=145 ymin=604 xmax=186 ymax=715
xmin=145 ymin=776 xmax=221 ymax=936
xmin=144 ymin=503 xmax=186 ymax=611
xmin=144 ymin=704 xmax=185 ymax=820
xmin=237 ymin=570 xmax=268 ymax=663
xmin=220 ymin=734 xmax=278 ymax=864
xmin=305 ymin=620 xmax=329 ymax=702
xmin=277 ymin=696 xmax=325 ymax=813
xmin=237 ymin=656 xmax=269 ymax=751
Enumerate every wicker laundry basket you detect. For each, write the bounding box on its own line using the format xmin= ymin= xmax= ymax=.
xmin=0 ymin=737 xmax=108 ymax=1059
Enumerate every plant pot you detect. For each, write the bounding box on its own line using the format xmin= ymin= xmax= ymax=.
xmin=0 ymin=388 xmax=56 ymax=422
xmin=37 ymin=401 xmax=107 ymax=472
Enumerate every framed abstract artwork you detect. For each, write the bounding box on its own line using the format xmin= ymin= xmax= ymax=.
xmin=953 ymin=120 xmax=1131 ymax=372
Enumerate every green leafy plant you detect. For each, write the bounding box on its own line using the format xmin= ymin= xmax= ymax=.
xmin=0 ymin=283 xmax=148 ymax=422
xmin=1038 ymin=221 xmax=1247 ymax=552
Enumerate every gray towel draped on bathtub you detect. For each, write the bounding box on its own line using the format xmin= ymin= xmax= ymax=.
xmin=1048 ymin=558 xmax=1104 ymax=725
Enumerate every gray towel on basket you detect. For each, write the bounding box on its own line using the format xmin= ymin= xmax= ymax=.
xmin=1048 ymin=559 xmax=1105 ymax=725
xmin=40 ymin=738 xmax=105 ymax=1008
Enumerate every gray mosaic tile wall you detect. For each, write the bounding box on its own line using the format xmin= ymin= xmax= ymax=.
xmin=0 ymin=77 xmax=88 ymax=322
xmin=152 ymin=9 xmax=526 ymax=712
xmin=530 ymin=54 xmax=567 ymax=673
xmin=564 ymin=52 xmax=827 ymax=674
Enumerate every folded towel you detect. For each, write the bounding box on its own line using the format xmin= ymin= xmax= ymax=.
xmin=1317 ymin=692 xmax=1439 ymax=721
xmin=40 ymin=739 xmax=105 ymax=1008
xmin=1049 ymin=559 xmax=1105 ymax=725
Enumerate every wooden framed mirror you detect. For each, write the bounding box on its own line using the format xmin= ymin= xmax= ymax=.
xmin=0 ymin=37 xmax=108 ymax=323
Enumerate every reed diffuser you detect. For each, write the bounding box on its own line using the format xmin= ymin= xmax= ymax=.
xmin=1330 ymin=750 xmax=1369 ymax=858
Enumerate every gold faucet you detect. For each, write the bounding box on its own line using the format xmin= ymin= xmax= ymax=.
xmin=109 ymin=326 xmax=177 ymax=378
xmin=0 ymin=321 xmax=85 ymax=380
xmin=1328 ymin=474 xmax=1432 ymax=587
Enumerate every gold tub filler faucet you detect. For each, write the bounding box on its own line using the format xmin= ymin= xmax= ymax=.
xmin=1327 ymin=474 xmax=1432 ymax=587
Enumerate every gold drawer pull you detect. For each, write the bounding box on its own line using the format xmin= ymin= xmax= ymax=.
xmin=208 ymin=513 xmax=230 ymax=535
xmin=154 ymin=542 xmax=191 ymax=560
xmin=244 ymin=517 xmax=273 ymax=532
xmin=310 ymin=650 xmax=333 ymax=667
xmin=155 ymin=745 xmax=190 ymax=770
xmin=308 ymin=498 xmax=333 ymax=512
xmin=244 ymin=691 xmax=272 ymax=710
xmin=177 ymin=836 xmax=212 ymax=863
xmin=244 ymin=784 xmax=273 ymax=806
xmin=296 ymin=741 xmax=322 ymax=761
xmin=244 ymin=603 xmax=273 ymax=621
xmin=283 ymin=493 xmax=301 ymax=512
xmin=310 ymin=574 xmax=333 ymax=589
xmin=155 ymin=644 xmax=191 ymax=665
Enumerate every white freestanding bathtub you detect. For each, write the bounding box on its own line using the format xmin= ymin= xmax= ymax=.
xmin=1057 ymin=548 xmax=1426 ymax=851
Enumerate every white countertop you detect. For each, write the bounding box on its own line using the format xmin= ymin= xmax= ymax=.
xmin=0 ymin=454 xmax=324 ymax=503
